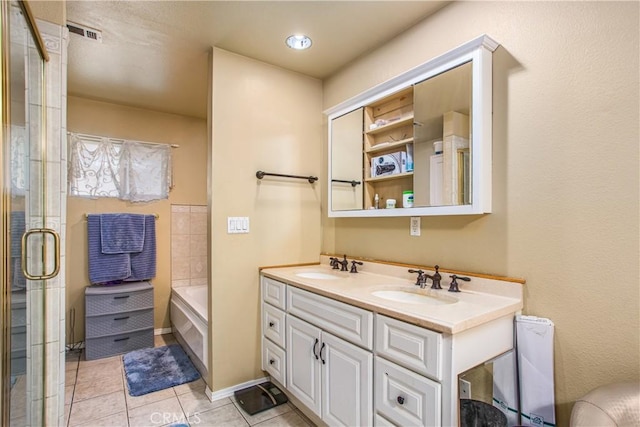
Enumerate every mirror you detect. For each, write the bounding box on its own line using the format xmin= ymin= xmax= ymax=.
xmin=330 ymin=108 xmax=363 ymax=211
xmin=413 ymin=61 xmax=472 ymax=207
xmin=326 ymin=35 xmax=496 ymax=217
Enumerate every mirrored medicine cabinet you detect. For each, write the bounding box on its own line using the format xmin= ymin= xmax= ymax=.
xmin=326 ymin=35 xmax=499 ymax=217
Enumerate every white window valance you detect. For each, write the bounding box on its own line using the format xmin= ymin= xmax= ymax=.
xmin=68 ymin=133 xmax=173 ymax=202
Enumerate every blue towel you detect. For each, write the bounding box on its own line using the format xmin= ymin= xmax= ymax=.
xmin=10 ymin=211 xmax=25 ymax=258
xmin=11 ymin=258 xmax=26 ymax=291
xmin=127 ymin=215 xmax=156 ymax=281
xmin=10 ymin=212 xmax=26 ymax=290
xmin=100 ymin=213 xmax=146 ymax=254
xmin=87 ymin=215 xmax=131 ymax=284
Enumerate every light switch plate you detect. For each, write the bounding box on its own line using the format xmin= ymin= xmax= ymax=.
xmin=228 ymin=217 xmax=249 ymax=234
xmin=410 ymin=217 xmax=421 ymax=236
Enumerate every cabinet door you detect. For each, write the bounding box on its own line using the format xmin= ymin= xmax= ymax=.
xmin=330 ymin=108 xmax=363 ymax=211
xmin=287 ymin=315 xmax=322 ymax=417
xmin=321 ymin=332 xmax=373 ymax=427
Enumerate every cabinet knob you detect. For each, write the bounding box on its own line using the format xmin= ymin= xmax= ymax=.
xmin=269 ymin=322 xmax=274 ymax=327
xmin=397 ymin=396 xmax=405 ymax=405
xmin=269 ymin=359 xmax=275 ymax=365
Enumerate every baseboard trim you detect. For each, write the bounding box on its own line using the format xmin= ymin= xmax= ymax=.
xmin=154 ymin=327 xmax=173 ymax=335
xmin=205 ymin=376 xmax=270 ymax=402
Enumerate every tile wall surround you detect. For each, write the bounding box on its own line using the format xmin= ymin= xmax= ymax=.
xmin=171 ymin=205 xmax=208 ymax=288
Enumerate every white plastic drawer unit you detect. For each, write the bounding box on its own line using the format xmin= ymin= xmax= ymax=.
xmin=262 ymin=302 xmax=286 ymax=348
xmin=262 ymin=337 xmax=286 ymax=385
xmin=287 ymin=286 xmax=373 ymax=350
xmin=262 ymin=276 xmax=287 ymax=310
xmin=375 ymin=356 xmax=441 ymax=427
xmin=375 ymin=314 xmax=442 ymax=381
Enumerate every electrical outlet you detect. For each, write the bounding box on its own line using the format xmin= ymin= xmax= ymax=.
xmin=459 ymin=379 xmax=471 ymax=399
xmin=410 ymin=217 xmax=421 ymax=236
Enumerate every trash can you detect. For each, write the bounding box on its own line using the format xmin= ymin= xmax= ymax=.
xmin=460 ymin=399 xmax=508 ymax=427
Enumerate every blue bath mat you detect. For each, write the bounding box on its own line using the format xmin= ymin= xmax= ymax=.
xmin=123 ymin=344 xmax=200 ymax=396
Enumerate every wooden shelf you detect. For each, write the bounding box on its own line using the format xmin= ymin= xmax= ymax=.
xmin=366 ymin=137 xmax=413 ymax=154
xmin=365 ymin=115 xmax=414 ymax=135
xmin=365 ymin=171 xmax=413 ymax=183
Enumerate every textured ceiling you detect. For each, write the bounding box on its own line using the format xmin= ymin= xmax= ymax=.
xmin=66 ymin=1 xmax=449 ymax=119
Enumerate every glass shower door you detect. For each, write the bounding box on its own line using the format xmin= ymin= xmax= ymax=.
xmin=1 ymin=1 xmax=57 ymax=425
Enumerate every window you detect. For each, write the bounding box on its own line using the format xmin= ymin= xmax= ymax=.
xmin=68 ymin=134 xmax=172 ymax=202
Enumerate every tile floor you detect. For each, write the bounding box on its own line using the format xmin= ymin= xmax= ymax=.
xmin=65 ymin=334 xmax=313 ymax=427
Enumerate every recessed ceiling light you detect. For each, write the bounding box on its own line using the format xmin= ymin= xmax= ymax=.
xmin=285 ymin=34 xmax=312 ymax=50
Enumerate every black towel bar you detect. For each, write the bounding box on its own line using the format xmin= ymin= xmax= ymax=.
xmin=256 ymin=171 xmax=318 ymax=184
xmin=331 ymin=179 xmax=361 ymax=187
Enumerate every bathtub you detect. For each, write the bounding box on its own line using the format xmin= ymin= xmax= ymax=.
xmin=171 ymin=285 xmax=208 ymax=376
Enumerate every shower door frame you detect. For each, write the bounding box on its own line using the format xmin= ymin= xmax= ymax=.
xmin=0 ymin=0 xmax=55 ymax=425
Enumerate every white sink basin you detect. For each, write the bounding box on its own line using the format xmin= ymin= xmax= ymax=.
xmin=296 ymin=272 xmax=338 ymax=280
xmin=372 ymin=290 xmax=457 ymax=305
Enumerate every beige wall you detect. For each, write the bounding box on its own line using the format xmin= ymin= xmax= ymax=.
xmin=30 ymin=0 xmax=65 ymax=26
xmin=66 ymin=96 xmax=207 ymax=343
xmin=323 ymin=2 xmax=639 ymax=424
xmin=208 ymin=48 xmax=323 ymax=390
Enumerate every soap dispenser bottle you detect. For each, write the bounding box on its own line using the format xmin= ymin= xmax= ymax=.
xmin=374 ymin=193 xmax=379 ymax=209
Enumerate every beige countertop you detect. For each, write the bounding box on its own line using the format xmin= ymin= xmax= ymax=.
xmin=261 ymin=263 xmax=523 ymax=334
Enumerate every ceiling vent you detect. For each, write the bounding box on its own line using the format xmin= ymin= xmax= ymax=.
xmin=67 ymin=22 xmax=102 ymax=43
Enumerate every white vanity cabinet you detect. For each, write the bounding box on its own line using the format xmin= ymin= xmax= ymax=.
xmin=260 ymin=267 xmax=520 ymax=427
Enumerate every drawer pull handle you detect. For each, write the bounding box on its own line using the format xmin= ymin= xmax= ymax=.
xmin=114 ymin=337 xmax=130 ymax=342
xmin=114 ymin=316 xmax=130 ymax=321
xmin=397 ymin=396 xmax=405 ymax=405
xmin=269 ymin=359 xmax=275 ymax=365
xmin=320 ymin=342 xmax=326 ymax=365
xmin=313 ymin=338 xmax=319 ymax=360
xmin=113 ymin=296 xmax=130 ymax=300
xmin=269 ymin=322 xmax=275 ymax=327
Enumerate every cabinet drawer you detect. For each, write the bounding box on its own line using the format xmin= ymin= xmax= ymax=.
xmin=85 ymin=286 xmax=153 ymax=316
xmin=85 ymin=328 xmax=154 ymax=360
xmin=263 ymin=303 xmax=286 ymax=348
xmin=375 ymin=314 xmax=442 ymax=380
xmin=288 ymin=286 xmax=373 ymax=350
xmin=262 ymin=276 xmax=286 ymax=310
xmin=375 ymin=356 xmax=441 ymax=427
xmin=262 ymin=337 xmax=286 ymax=385
xmin=86 ymin=308 xmax=154 ymax=339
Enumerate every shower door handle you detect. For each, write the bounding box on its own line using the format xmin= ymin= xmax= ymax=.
xmin=21 ymin=228 xmax=61 ymax=280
